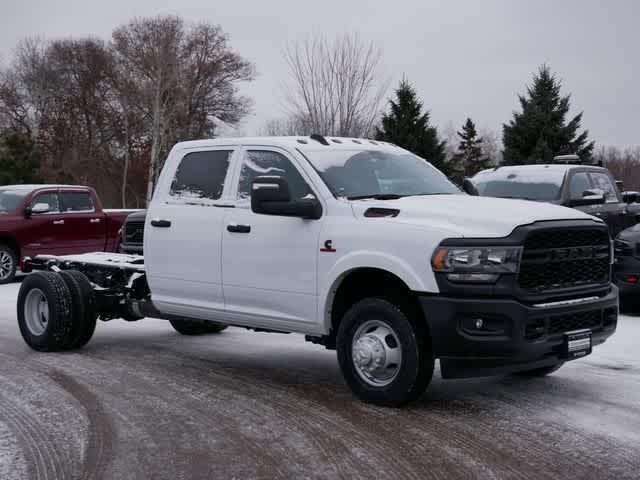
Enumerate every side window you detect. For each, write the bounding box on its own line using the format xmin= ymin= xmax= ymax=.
xmin=170 ymin=150 xmax=232 ymax=201
xmin=29 ymin=193 xmax=60 ymax=213
xmin=569 ymin=172 xmax=592 ymax=199
xmin=60 ymin=192 xmax=94 ymax=212
xmin=589 ymin=172 xmax=618 ymax=203
xmin=237 ymin=150 xmax=313 ymax=201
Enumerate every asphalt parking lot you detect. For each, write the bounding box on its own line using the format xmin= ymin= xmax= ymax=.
xmin=1 ymin=280 xmax=639 ymax=480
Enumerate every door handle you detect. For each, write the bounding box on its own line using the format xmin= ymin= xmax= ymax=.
xmin=52 ymin=220 xmax=65 ymax=225
xmin=227 ymin=224 xmax=251 ymax=233
xmin=151 ymin=219 xmax=172 ymax=228
xmin=90 ymin=218 xmax=101 ymax=223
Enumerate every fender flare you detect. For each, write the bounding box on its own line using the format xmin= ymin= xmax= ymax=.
xmin=319 ymin=250 xmax=431 ymax=333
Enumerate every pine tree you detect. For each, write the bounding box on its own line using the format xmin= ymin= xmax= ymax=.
xmin=502 ymin=65 xmax=594 ymax=165
xmin=449 ymin=118 xmax=491 ymax=184
xmin=375 ymin=79 xmax=447 ymax=173
xmin=0 ymin=133 xmax=41 ymax=185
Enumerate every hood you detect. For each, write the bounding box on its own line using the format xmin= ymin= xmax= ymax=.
xmin=617 ymin=223 xmax=640 ymax=242
xmin=351 ymin=194 xmax=600 ymax=238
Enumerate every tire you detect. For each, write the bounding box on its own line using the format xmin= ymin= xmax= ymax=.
xmin=0 ymin=244 xmax=18 ymax=285
xmin=59 ymin=270 xmax=97 ymax=349
xmin=17 ymin=271 xmax=74 ymax=352
xmin=514 ymin=363 xmax=564 ymax=377
xmin=337 ymin=298 xmax=434 ymax=407
xmin=169 ymin=319 xmax=227 ymax=335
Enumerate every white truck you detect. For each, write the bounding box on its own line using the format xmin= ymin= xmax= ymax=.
xmin=17 ymin=135 xmax=618 ymax=406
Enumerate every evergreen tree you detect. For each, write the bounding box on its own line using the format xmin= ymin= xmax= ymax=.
xmin=449 ymin=118 xmax=491 ymax=184
xmin=0 ymin=133 xmax=41 ymax=185
xmin=502 ymin=65 xmax=594 ymax=165
xmin=375 ymin=79 xmax=447 ymax=173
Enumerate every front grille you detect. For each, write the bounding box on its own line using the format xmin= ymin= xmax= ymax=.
xmin=518 ymin=228 xmax=610 ymax=292
xmin=124 ymin=221 xmax=145 ymax=245
xmin=548 ymin=310 xmax=602 ymax=335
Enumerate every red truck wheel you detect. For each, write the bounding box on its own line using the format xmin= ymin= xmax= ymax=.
xmin=0 ymin=244 xmax=18 ymax=284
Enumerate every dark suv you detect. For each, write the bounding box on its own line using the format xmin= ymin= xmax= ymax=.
xmin=470 ymin=164 xmax=640 ymax=237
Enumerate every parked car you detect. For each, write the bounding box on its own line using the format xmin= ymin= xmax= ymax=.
xmin=18 ymin=136 xmax=617 ymax=406
xmin=469 ymin=163 xmax=640 ymax=237
xmin=613 ymin=224 xmax=640 ymax=307
xmin=118 ymin=210 xmax=146 ymax=255
xmin=0 ymin=184 xmax=138 ymax=283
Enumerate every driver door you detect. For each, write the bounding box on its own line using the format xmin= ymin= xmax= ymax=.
xmin=21 ymin=190 xmax=68 ymax=257
xmin=221 ymin=147 xmax=324 ymax=331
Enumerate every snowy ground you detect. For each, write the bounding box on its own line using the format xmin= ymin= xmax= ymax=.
xmin=0 ymin=280 xmax=639 ymax=479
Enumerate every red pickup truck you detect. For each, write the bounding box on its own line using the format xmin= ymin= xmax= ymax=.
xmin=0 ymin=185 xmax=139 ymax=283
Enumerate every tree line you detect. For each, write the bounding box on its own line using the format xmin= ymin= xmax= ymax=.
xmin=1 ymin=19 xmax=638 ymax=206
xmin=0 ymin=16 xmax=253 ymax=207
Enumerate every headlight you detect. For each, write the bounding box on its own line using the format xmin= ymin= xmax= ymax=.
xmin=431 ymin=246 xmax=522 ymax=283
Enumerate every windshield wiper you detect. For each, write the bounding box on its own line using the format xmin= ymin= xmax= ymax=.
xmin=346 ymin=194 xmax=405 ymax=200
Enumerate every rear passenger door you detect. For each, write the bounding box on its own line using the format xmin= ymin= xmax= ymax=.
xmin=145 ymin=147 xmax=236 ymax=318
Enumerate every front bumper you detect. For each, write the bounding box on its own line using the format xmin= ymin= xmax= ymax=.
xmin=419 ymin=286 xmax=618 ymax=379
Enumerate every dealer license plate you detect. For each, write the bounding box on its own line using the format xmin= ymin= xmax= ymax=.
xmin=562 ymin=329 xmax=592 ymax=360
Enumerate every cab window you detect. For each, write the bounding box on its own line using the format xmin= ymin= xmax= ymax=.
xmin=237 ymin=150 xmax=313 ymax=202
xmin=589 ymin=172 xmax=618 ymax=203
xmin=170 ymin=150 xmax=233 ymax=201
xmin=60 ymin=192 xmax=94 ymax=212
xmin=568 ymin=172 xmax=592 ymax=199
xmin=29 ymin=192 xmax=60 ymax=214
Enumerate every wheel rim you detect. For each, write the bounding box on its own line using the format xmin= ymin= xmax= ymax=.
xmin=351 ymin=320 xmax=402 ymax=387
xmin=0 ymin=251 xmax=14 ymax=280
xmin=24 ymin=288 xmax=49 ymax=336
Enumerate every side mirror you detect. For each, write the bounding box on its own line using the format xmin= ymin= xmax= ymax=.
xmin=251 ymin=176 xmax=322 ymax=220
xmin=616 ymin=180 xmax=624 ymax=191
xmin=25 ymin=203 xmax=50 ymax=217
xmin=622 ymin=191 xmax=638 ymax=204
xmin=568 ymin=189 xmax=606 ymax=207
xmin=461 ymin=178 xmax=479 ymax=196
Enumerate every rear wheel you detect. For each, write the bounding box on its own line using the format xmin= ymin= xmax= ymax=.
xmin=169 ymin=319 xmax=227 ymax=335
xmin=59 ymin=270 xmax=97 ymax=349
xmin=337 ymin=298 xmax=434 ymax=407
xmin=0 ymin=244 xmax=18 ymax=285
xmin=514 ymin=363 xmax=563 ymax=377
xmin=17 ymin=272 xmax=73 ymax=351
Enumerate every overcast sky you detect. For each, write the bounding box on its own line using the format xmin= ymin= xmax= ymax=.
xmin=1 ymin=0 xmax=638 ymax=148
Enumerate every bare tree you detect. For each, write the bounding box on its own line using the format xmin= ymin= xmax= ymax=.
xmin=283 ymin=33 xmax=388 ymax=138
xmin=112 ymin=16 xmax=254 ymax=203
xmin=260 ymin=115 xmax=309 ymax=136
xmin=478 ymin=127 xmax=501 ymax=166
xmin=597 ymin=145 xmax=640 ymax=190
xmin=0 ymin=16 xmax=254 ymax=207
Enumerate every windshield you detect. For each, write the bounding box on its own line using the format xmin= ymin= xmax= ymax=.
xmin=472 ymin=169 xmax=565 ymax=201
xmin=302 ymin=149 xmax=460 ymax=199
xmin=0 ymin=189 xmax=28 ymax=213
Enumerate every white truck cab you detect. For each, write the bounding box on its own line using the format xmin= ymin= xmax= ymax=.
xmin=18 ymin=135 xmax=618 ymax=406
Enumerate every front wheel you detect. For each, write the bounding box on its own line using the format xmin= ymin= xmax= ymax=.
xmin=169 ymin=319 xmax=227 ymax=335
xmin=0 ymin=244 xmax=18 ymax=285
xmin=337 ymin=298 xmax=434 ymax=407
